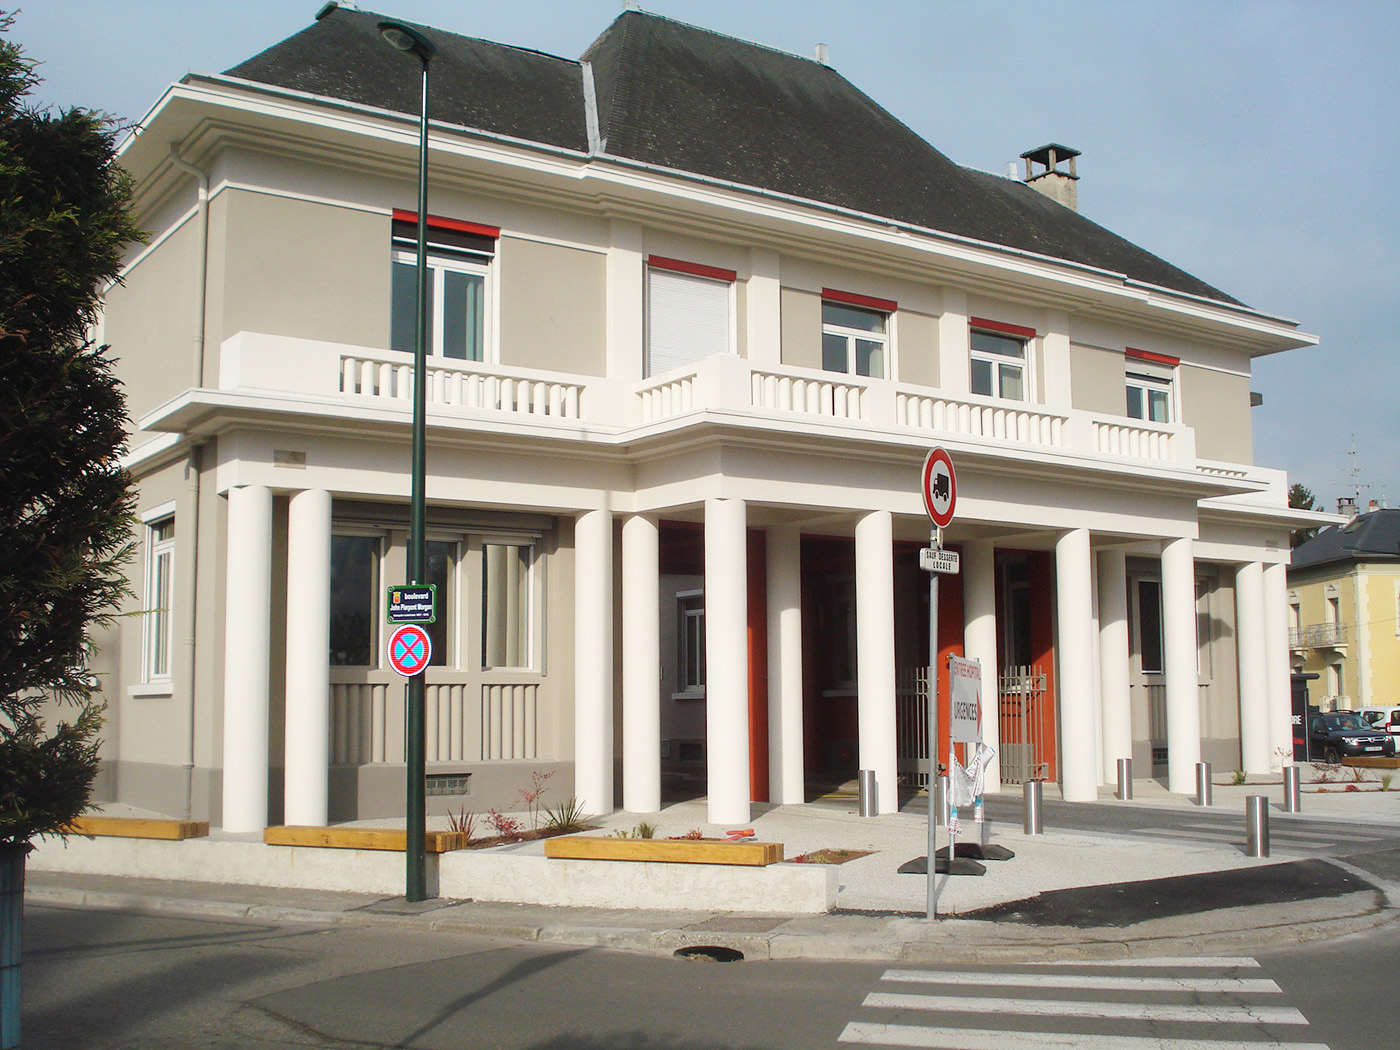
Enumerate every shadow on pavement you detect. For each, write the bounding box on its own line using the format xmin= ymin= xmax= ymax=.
xmin=960 ymin=858 xmax=1378 ymax=927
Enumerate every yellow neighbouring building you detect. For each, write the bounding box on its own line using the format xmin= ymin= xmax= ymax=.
xmin=1289 ymin=508 xmax=1400 ymax=713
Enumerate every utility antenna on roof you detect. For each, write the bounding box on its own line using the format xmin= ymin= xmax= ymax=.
xmin=1346 ymin=434 xmax=1371 ymax=508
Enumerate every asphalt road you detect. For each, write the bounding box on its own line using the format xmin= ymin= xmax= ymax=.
xmin=21 ymin=903 xmax=1400 ymax=1049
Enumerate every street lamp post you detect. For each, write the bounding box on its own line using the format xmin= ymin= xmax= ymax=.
xmin=379 ymin=19 xmax=436 ymax=903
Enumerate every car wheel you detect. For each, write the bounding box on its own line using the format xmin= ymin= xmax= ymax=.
xmin=1324 ymin=745 xmax=1341 ymax=764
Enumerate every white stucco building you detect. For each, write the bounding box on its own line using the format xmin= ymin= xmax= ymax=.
xmin=93 ymin=4 xmax=1317 ymax=831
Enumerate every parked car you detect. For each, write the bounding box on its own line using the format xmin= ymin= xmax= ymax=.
xmin=1309 ymin=712 xmax=1397 ymax=763
xmin=1356 ymin=706 xmax=1400 ymax=736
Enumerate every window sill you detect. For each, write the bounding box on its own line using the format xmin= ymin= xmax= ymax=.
xmin=672 ymin=690 xmax=706 ymax=701
xmin=128 ymin=682 xmax=173 ymax=699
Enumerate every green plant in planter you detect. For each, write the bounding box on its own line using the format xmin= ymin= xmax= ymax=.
xmin=542 ymin=796 xmax=589 ymax=833
xmin=1232 ymin=769 xmax=1247 ymax=786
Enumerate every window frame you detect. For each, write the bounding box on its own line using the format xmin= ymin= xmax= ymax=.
xmin=390 ymin=210 xmax=499 ymax=364
xmin=644 ymin=256 xmax=737 ymax=378
xmin=481 ymin=537 xmax=538 ymax=671
xmin=141 ymin=507 xmax=177 ymax=684
xmin=821 ymin=288 xmax=895 ymax=379
xmin=1125 ymin=348 xmax=1178 ymax=424
xmin=969 ymin=317 xmax=1034 ymax=401
xmin=674 ymin=588 xmax=706 ymax=698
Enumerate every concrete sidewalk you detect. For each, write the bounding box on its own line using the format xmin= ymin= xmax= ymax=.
xmin=25 ymin=775 xmax=1400 ymax=963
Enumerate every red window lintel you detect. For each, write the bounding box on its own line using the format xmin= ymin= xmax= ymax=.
xmin=822 ymin=287 xmax=898 ymax=313
xmin=648 ymin=255 xmax=737 ymax=283
xmin=1126 ymin=347 xmax=1180 ymax=368
xmin=970 ymin=316 xmax=1037 ymax=340
xmin=392 ymin=208 xmax=500 ymax=239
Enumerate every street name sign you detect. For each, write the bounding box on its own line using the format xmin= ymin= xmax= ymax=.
xmin=387 ymin=584 xmax=436 ymax=624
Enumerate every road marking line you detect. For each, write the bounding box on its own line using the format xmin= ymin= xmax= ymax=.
xmin=1016 ymin=957 xmax=1260 ymax=968
xmin=862 ymin=992 xmax=1306 ymax=1024
xmin=880 ymin=971 xmax=1281 ymax=993
xmin=1177 ymin=823 xmax=1383 ymax=843
xmin=838 ymin=1021 xmax=1330 ymax=1049
xmin=1126 ymin=828 xmax=1334 ymax=847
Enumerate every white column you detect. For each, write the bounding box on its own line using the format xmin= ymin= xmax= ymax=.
xmin=936 ymin=287 xmax=970 ymax=396
xmin=705 ymin=498 xmax=750 ymax=824
xmin=961 ymin=540 xmax=1000 ymax=792
xmin=284 ymin=489 xmax=332 ymax=826
xmin=1263 ymin=561 xmax=1293 ymax=770
xmin=766 ymin=525 xmax=805 ymax=805
xmin=606 ymin=220 xmax=644 ymax=383
xmin=855 ymin=511 xmax=898 ymax=814
xmin=622 ymin=514 xmax=660 ymax=813
xmin=1097 ymin=548 xmax=1132 ymax=783
xmin=1162 ymin=536 xmax=1202 ymax=793
xmin=1235 ymin=561 xmax=1271 ymax=775
xmin=221 ymin=485 xmax=273 ymax=833
xmin=1056 ymin=528 xmax=1097 ymax=801
xmin=746 ymin=247 xmax=782 ymax=366
xmin=574 ymin=509 xmax=614 ymax=815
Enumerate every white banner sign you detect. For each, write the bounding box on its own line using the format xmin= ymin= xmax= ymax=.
xmin=948 ymin=654 xmax=982 ymax=744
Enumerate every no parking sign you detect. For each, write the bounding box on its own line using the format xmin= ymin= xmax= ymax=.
xmin=387 ymin=623 xmax=432 ymax=677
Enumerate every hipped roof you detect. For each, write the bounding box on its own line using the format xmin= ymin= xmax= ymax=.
xmin=225 ymin=4 xmax=1240 ymax=305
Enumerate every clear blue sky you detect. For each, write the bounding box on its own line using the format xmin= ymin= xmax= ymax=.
xmin=14 ymin=1 xmax=1399 ymax=513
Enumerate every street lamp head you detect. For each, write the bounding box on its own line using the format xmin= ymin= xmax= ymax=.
xmin=378 ymin=20 xmax=436 ymax=64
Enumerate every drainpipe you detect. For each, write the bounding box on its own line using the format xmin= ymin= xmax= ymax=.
xmin=167 ymin=146 xmax=210 ymax=816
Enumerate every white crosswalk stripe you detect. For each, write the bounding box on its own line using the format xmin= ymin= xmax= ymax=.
xmin=861 ymin=992 xmax=1306 ymax=1025
xmin=838 ymin=956 xmax=1329 ymax=1049
xmin=840 ymin=1023 xmax=1329 ymax=1049
xmin=880 ymin=970 xmax=1281 ymax=993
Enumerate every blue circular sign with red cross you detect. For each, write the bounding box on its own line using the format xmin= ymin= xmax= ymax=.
xmin=387 ymin=623 xmax=432 ymax=677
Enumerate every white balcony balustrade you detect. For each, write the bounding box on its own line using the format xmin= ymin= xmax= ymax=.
xmin=215 ymin=333 xmax=1233 ymax=478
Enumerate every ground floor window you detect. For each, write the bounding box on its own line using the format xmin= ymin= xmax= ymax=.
xmin=330 ymin=527 xmax=540 ymax=671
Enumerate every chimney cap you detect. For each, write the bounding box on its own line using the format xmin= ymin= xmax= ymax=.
xmin=1020 ymin=143 xmax=1081 ymax=163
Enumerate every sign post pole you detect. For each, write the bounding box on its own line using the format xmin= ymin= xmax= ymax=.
xmin=919 ymin=447 xmax=957 ymax=921
xmin=927 ymin=525 xmax=939 ymax=920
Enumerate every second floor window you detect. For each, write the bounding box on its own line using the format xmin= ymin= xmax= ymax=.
xmin=970 ymin=327 xmax=1027 ymax=399
xmin=390 ymin=211 xmax=498 ymax=362
xmin=1125 ymin=349 xmax=1178 ymax=423
xmin=645 ymin=256 xmax=736 ymax=377
xmin=821 ymin=292 xmax=892 ymax=378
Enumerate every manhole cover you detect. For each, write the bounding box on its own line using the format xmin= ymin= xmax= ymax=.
xmin=685 ymin=916 xmax=787 ymax=933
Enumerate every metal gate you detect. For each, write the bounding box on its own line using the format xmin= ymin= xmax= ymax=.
xmin=896 ymin=666 xmax=931 ymax=787
xmin=997 ymin=664 xmax=1049 ymax=784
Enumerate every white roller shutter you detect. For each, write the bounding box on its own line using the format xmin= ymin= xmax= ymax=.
xmin=646 ymin=267 xmax=732 ymax=377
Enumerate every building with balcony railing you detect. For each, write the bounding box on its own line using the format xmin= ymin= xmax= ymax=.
xmin=1289 ymin=508 xmax=1400 ymax=714
xmin=91 ymin=4 xmax=1322 ymax=833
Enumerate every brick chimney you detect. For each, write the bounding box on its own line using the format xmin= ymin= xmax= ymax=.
xmin=1021 ymin=143 xmax=1080 ymax=211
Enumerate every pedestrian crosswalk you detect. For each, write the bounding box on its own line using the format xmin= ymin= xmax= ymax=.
xmin=839 ymin=956 xmax=1329 ymax=1049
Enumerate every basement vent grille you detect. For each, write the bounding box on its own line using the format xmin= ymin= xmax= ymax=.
xmin=426 ymin=773 xmax=472 ymax=797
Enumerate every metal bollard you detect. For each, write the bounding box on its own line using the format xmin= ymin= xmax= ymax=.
xmin=858 ymin=769 xmax=877 ymax=817
xmin=1117 ymin=757 xmax=1134 ymax=801
xmin=1023 ymin=779 xmax=1043 ymax=835
xmin=1283 ymin=765 xmax=1302 ymax=813
xmin=1246 ymin=795 xmax=1270 ymax=857
xmin=935 ymin=775 xmax=950 ymax=827
xmin=1196 ymin=762 xmax=1213 ymax=807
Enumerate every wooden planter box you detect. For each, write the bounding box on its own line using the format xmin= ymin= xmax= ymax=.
xmin=544 ymin=836 xmax=782 ymax=866
xmin=67 ymin=816 xmax=209 ymax=840
xmin=263 ymin=826 xmax=469 ymax=853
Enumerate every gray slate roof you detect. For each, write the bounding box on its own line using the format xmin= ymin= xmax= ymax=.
xmin=225 ymin=4 xmax=1240 ymax=306
xmin=1291 ymin=509 xmax=1400 ymax=571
